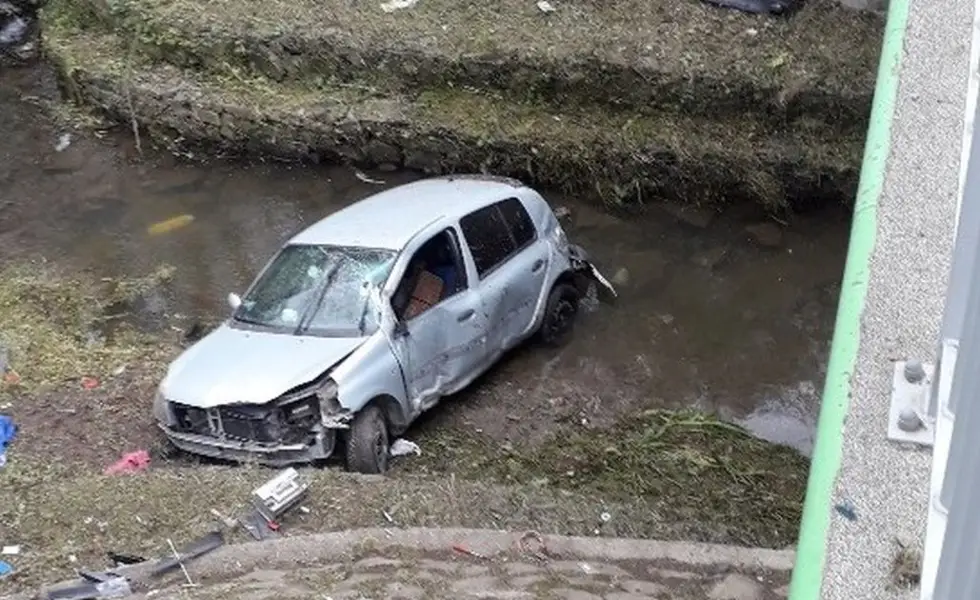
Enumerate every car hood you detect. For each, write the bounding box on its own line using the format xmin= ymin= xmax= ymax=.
xmin=161 ymin=323 xmax=367 ymax=408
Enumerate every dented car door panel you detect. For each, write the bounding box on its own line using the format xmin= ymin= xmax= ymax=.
xmin=391 ymin=289 xmax=489 ymax=413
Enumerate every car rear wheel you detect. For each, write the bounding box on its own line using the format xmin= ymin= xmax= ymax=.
xmin=539 ymin=282 xmax=580 ymax=347
xmin=345 ymin=404 xmax=390 ymax=474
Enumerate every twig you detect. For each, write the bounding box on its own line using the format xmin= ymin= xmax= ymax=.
xmin=123 ymin=27 xmax=143 ymax=157
xmin=166 ymin=538 xmax=195 ymax=587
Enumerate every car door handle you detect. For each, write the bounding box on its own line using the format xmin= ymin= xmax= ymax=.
xmin=531 ymin=259 xmax=545 ymax=273
xmin=457 ymin=309 xmax=475 ymax=322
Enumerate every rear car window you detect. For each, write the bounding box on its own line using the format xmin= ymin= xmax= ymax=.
xmin=497 ymin=197 xmax=536 ymax=248
xmin=460 ymin=204 xmax=518 ymax=277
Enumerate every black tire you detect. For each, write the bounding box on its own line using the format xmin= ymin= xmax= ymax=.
xmin=539 ymin=282 xmax=580 ymax=347
xmin=345 ymin=404 xmax=390 ymax=474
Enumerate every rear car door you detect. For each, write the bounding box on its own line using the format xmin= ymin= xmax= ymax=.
xmin=459 ymin=197 xmax=549 ymax=354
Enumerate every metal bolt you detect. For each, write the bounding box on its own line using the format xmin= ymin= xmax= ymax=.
xmin=904 ymin=360 xmax=926 ymax=384
xmin=898 ymin=408 xmax=924 ymax=432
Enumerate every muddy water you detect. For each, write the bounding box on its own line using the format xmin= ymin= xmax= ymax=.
xmin=0 ymin=66 xmax=849 ymax=457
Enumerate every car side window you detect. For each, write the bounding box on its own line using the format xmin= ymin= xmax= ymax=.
xmin=497 ymin=197 xmax=536 ymax=249
xmin=391 ymin=229 xmax=469 ymax=322
xmin=459 ymin=203 xmax=518 ymax=278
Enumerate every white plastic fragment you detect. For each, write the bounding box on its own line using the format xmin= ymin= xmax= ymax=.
xmin=537 ymin=0 xmax=556 ymax=12
xmin=390 ymin=438 xmax=422 ymax=457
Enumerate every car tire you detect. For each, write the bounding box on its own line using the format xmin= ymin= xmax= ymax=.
xmin=539 ymin=282 xmax=580 ymax=347
xmin=345 ymin=404 xmax=390 ymax=474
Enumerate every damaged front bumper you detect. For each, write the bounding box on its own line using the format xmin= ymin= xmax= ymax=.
xmin=156 ymin=381 xmax=347 ymax=467
xmin=159 ymin=425 xmax=335 ymax=467
xmin=568 ymin=243 xmax=617 ymax=302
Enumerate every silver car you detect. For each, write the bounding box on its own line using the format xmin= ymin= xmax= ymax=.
xmin=153 ymin=175 xmax=615 ymax=473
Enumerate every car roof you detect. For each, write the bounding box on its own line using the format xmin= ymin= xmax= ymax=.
xmin=288 ymin=175 xmax=532 ymax=250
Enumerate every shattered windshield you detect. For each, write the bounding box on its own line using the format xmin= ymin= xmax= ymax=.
xmin=233 ymin=244 xmax=397 ymax=337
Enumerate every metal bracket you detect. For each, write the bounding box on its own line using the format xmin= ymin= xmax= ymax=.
xmin=888 ymin=359 xmax=936 ymax=446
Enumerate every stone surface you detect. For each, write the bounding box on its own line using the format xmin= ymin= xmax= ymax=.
xmin=125 ymin=551 xmax=787 ymax=600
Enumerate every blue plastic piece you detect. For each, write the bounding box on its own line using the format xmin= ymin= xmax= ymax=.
xmin=0 ymin=415 xmax=16 ymax=450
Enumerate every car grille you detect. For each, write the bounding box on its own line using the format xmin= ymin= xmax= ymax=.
xmin=170 ymin=399 xmax=320 ymax=446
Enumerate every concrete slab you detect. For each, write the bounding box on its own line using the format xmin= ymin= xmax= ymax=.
xmin=820 ymin=0 xmax=976 ymax=598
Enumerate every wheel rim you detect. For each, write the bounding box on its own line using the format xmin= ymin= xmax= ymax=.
xmin=548 ymin=298 xmax=575 ymax=338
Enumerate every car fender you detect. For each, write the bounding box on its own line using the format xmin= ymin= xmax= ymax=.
xmin=329 ymin=333 xmax=411 ymax=431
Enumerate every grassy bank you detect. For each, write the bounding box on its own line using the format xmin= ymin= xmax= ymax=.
xmin=58 ymin=0 xmax=881 ymax=127
xmin=40 ymin=19 xmax=863 ymax=209
xmin=0 ymin=264 xmax=807 ymax=591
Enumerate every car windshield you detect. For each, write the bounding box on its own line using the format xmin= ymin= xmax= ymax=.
xmin=233 ymin=244 xmax=397 ymax=337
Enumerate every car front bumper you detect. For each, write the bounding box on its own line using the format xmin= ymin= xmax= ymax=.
xmin=159 ymin=425 xmax=336 ymax=467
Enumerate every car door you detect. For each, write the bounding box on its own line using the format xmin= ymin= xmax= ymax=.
xmin=495 ymin=196 xmax=550 ymax=342
xmin=459 ymin=197 xmax=549 ymax=355
xmin=388 ymin=228 xmax=489 ymax=411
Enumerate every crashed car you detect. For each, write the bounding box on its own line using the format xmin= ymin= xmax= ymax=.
xmin=153 ymin=174 xmax=616 ymax=473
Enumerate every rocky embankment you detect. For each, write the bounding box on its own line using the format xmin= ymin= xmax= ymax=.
xmin=39 ymin=0 xmax=883 ymax=209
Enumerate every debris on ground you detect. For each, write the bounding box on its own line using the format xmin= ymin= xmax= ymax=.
xmin=80 ymin=376 xmax=99 ymax=390
xmin=106 ymin=552 xmax=144 ymax=566
xmin=55 ymin=133 xmax=72 ymax=152
xmin=103 ymin=450 xmax=150 ymax=475
xmin=237 ymin=468 xmax=310 ymax=540
xmin=0 ymin=560 xmax=12 ymax=578
xmin=452 ymin=544 xmax=490 ymax=560
xmin=0 ymin=414 xmax=17 ymax=468
xmin=354 ymin=169 xmax=386 ymax=184
xmin=2 ymin=545 xmax=21 ymax=555
xmin=147 ymin=214 xmax=195 ymax=236
xmin=390 ymin=438 xmax=422 ymax=457
xmin=536 ymin=0 xmax=556 ymax=12
xmin=700 ymin=0 xmax=795 ymax=14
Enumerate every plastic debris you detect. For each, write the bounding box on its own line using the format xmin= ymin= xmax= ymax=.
xmin=0 ymin=414 xmax=16 ymax=468
xmin=354 ymin=170 xmax=386 ymax=184
xmin=104 ymin=450 xmax=150 ymax=475
xmin=55 ymin=133 xmax=72 ymax=152
xmin=0 ymin=560 xmax=11 ymax=578
xmin=1 ymin=545 xmax=20 ymax=555
xmin=451 ymin=544 xmax=488 ymax=560
xmin=536 ymin=0 xmax=556 ymax=12
xmin=81 ymin=376 xmax=99 ymax=390
xmin=390 ymin=438 xmax=421 ymax=457
xmin=147 ymin=214 xmax=195 ymax=236
xmin=379 ymin=0 xmax=418 ymax=12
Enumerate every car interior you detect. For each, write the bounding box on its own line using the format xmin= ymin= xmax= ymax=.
xmin=392 ymin=230 xmax=467 ymax=321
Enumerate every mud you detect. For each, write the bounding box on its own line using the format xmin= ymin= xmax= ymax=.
xmin=1 ymin=63 xmax=847 ymax=458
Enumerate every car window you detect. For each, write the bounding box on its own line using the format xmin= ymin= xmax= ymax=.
xmin=459 ymin=204 xmax=518 ymax=278
xmin=392 ymin=229 xmax=469 ymax=321
xmin=497 ymin=197 xmax=536 ymax=249
xmin=234 ymin=244 xmax=397 ymax=337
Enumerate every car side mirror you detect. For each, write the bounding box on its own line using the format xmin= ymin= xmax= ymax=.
xmin=393 ymin=320 xmax=409 ymax=338
xmin=227 ymin=292 xmax=242 ymax=311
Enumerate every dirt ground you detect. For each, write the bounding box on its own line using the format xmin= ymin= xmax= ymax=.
xmin=0 ymin=262 xmax=806 ymax=593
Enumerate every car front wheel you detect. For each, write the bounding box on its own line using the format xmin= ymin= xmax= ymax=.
xmin=539 ymin=282 xmax=580 ymax=347
xmin=345 ymin=404 xmax=390 ymax=474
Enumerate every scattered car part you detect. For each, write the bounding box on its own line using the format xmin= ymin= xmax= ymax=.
xmin=251 ymin=468 xmax=309 ymax=523
xmin=148 ymin=530 xmax=224 ymax=578
xmin=106 ymin=552 xmax=145 ymax=566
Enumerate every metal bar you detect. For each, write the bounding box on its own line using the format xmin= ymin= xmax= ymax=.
xmin=940 ymin=95 xmax=980 ymax=364
xmin=932 ymin=355 xmax=980 ymax=599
